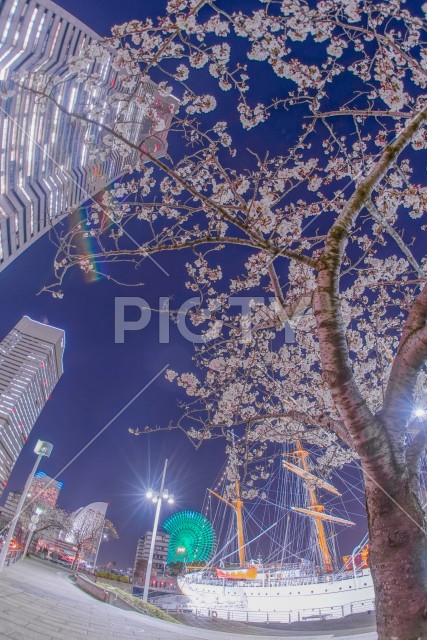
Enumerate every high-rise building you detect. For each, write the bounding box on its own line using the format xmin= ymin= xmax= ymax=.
xmin=0 ymin=316 xmax=65 ymax=496
xmin=0 ymin=0 xmax=178 ymax=271
xmin=133 ymin=530 xmax=170 ymax=584
xmin=27 ymin=470 xmax=63 ymax=509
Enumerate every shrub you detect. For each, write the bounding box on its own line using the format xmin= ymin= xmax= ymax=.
xmin=96 ymin=582 xmax=180 ymax=624
xmin=95 ymin=571 xmax=129 ymax=583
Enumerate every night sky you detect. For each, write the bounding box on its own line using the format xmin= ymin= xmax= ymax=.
xmin=0 ymin=0 xmax=230 ymax=568
xmin=0 ymin=229 xmax=227 ymax=567
xmin=0 ymin=0 xmax=380 ymax=568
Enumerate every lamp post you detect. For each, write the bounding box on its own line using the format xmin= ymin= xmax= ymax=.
xmin=142 ymin=459 xmax=174 ymax=602
xmin=93 ymin=516 xmax=107 ymax=573
xmin=0 ymin=440 xmax=53 ymax=572
xmin=21 ymin=506 xmax=44 ymax=559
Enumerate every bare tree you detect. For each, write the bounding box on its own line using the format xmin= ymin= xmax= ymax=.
xmin=70 ymin=517 xmax=118 ymax=571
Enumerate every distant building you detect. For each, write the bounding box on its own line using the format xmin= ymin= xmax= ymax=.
xmin=133 ymin=530 xmax=169 ymax=584
xmin=0 ymin=317 xmax=65 ymax=496
xmin=65 ymin=501 xmax=108 ymax=567
xmin=34 ymin=500 xmax=108 ymax=566
xmin=27 ymin=471 xmax=63 ymax=509
xmin=0 ymin=0 xmax=179 ymax=272
xmin=0 ymin=489 xmax=21 ymax=521
xmin=0 ymin=471 xmax=62 ymax=523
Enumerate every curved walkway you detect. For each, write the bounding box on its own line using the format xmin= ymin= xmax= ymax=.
xmin=0 ymin=559 xmax=377 ymax=640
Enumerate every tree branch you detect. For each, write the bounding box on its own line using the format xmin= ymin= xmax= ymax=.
xmin=382 ymin=283 xmax=427 ymax=432
xmin=366 ymin=199 xmax=427 ymax=280
xmin=314 ymin=109 xmax=413 ymax=119
xmin=267 ymin=263 xmax=314 ymax=327
xmin=407 ymin=427 xmax=427 ymax=493
xmin=312 ymin=103 xmax=427 ymax=480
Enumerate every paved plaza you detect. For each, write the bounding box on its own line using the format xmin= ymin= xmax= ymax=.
xmin=0 ymin=559 xmax=377 ymax=640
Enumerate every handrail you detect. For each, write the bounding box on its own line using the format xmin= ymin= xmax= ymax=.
xmin=5 ymin=549 xmax=22 ymax=567
xmin=156 ymin=597 xmax=375 ymax=623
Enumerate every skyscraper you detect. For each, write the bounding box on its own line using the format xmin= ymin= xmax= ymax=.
xmin=0 ymin=0 xmax=178 ymax=271
xmin=0 ymin=316 xmax=65 ymax=495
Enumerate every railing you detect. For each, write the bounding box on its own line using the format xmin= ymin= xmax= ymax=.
xmin=182 ymin=569 xmax=366 ymax=589
xmin=5 ymin=549 xmax=22 ymax=567
xmin=158 ymin=597 xmax=375 ymax=623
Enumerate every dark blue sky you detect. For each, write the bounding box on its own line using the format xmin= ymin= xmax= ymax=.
xmin=0 ymin=0 xmax=232 ymax=563
xmin=0 ymin=216 xmax=228 ymax=566
xmin=0 ymin=0 xmax=305 ymax=568
xmin=2 ymin=0 xmax=409 ymax=568
xmin=57 ymin=0 xmax=160 ymax=37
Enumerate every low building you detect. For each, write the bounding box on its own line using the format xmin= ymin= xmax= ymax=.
xmin=133 ymin=530 xmax=169 ymax=585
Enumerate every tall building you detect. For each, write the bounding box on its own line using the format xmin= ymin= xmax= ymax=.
xmin=0 ymin=316 xmax=65 ymax=496
xmin=27 ymin=470 xmax=63 ymax=508
xmin=0 ymin=0 xmax=178 ymax=271
xmin=133 ymin=530 xmax=169 ymax=584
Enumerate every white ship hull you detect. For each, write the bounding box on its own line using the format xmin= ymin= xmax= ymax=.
xmin=178 ymin=569 xmax=375 ymax=622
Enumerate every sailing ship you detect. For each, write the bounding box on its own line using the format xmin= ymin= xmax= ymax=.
xmin=178 ymin=439 xmax=375 ymax=622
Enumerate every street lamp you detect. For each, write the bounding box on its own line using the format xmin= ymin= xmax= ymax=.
xmin=21 ymin=506 xmax=44 ymax=560
xmin=93 ymin=516 xmax=108 ymax=572
xmin=142 ymin=458 xmax=174 ymax=602
xmin=413 ymin=407 xmax=426 ymax=419
xmin=0 ymin=440 xmax=53 ymax=572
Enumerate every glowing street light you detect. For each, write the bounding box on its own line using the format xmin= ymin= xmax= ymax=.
xmin=142 ymin=459 xmax=175 ymax=602
xmin=413 ymin=407 xmax=426 ymax=419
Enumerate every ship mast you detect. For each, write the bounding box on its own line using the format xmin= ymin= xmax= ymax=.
xmin=284 ymin=438 xmax=354 ymax=574
xmin=234 ymin=479 xmax=245 ymax=567
xmin=208 ymin=479 xmax=246 ymax=567
xmin=294 ymin=438 xmax=333 ymax=573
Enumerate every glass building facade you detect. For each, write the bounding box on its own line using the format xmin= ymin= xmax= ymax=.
xmin=0 ymin=0 xmax=178 ymax=271
xmin=0 ymin=316 xmax=65 ymax=495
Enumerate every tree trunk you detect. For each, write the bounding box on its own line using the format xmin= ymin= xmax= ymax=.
xmin=72 ymin=548 xmax=81 ymax=573
xmin=365 ymin=476 xmax=427 ymax=639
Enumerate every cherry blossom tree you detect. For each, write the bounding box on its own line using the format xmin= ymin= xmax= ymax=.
xmin=19 ymin=504 xmax=73 ymax=542
xmin=70 ymin=517 xmax=118 ymax=571
xmin=10 ymin=1 xmax=427 ymax=637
